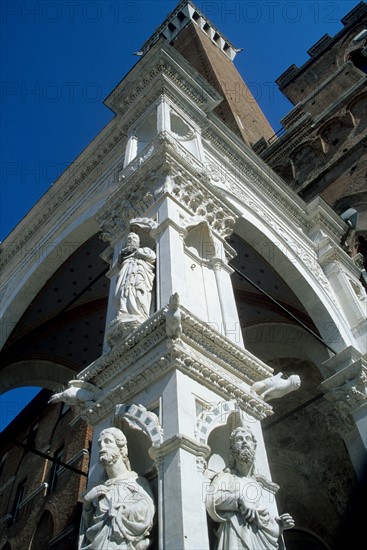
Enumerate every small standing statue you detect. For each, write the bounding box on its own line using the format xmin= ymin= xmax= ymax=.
xmin=206 ymin=426 xmax=294 ymax=549
xmin=79 ymin=427 xmax=155 ymax=549
xmin=113 ymin=232 xmax=156 ymax=321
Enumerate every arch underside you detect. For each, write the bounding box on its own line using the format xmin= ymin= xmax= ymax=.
xmin=0 ymin=232 xmax=109 ymax=394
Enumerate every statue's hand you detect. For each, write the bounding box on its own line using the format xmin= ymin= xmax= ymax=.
xmin=84 ymin=485 xmax=109 ymax=502
xmin=277 ymin=513 xmax=295 ymax=531
xmin=238 ymin=499 xmax=256 ymax=523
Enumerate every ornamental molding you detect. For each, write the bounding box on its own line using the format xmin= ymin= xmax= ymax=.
xmin=77 ymin=305 xmax=273 ymax=423
xmin=119 ymin=84 xmax=207 ymax=136
xmin=319 ymin=356 xmax=367 ymax=430
xmin=317 ymin=238 xmax=362 ymax=280
xmin=1 ymin=40 xmax=221 ymax=284
xmin=220 ymin=180 xmax=339 ymax=305
xmin=263 ymin=78 xmax=367 ymax=167
xmin=321 ymin=361 xmax=367 ymax=406
xmin=0 ymin=126 xmax=126 ymax=274
xmin=203 ymin=128 xmax=310 ymax=233
xmin=104 ymin=40 xmax=222 ymax=117
xmin=96 ymin=138 xmax=236 ymax=244
xmin=196 ymin=399 xmax=240 ymax=444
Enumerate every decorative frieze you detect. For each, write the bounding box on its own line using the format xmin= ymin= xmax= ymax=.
xmin=75 ymin=304 xmax=273 ymax=423
xmin=96 ymin=139 xmax=237 ymax=244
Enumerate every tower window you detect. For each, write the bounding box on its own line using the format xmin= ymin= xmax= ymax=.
xmin=350 ymin=49 xmax=367 ymax=74
xmin=48 ymin=446 xmax=64 ymax=493
xmin=0 ymin=452 xmax=7 ymax=477
xmin=12 ymin=478 xmax=26 ymax=522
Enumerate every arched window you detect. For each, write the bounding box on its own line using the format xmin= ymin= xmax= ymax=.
xmin=29 ymin=510 xmax=54 ymax=549
xmin=350 ymin=49 xmax=367 ymax=74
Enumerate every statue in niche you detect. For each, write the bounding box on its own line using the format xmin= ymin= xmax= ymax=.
xmin=113 ymin=232 xmax=156 ymax=321
xmin=79 ymin=427 xmax=155 ymax=550
xmin=206 ymin=426 xmax=294 ymax=549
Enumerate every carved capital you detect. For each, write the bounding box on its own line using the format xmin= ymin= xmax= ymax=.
xmin=318 ymin=357 xmax=367 ymax=436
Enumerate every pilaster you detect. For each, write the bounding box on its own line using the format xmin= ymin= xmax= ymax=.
xmin=318 ymin=347 xmax=367 ymax=479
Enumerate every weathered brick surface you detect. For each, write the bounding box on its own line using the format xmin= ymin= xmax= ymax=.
xmin=0 ymin=391 xmax=92 ymax=549
xmin=260 ymin=3 xmax=367 ymax=236
xmin=173 ymin=22 xmax=274 ymax=146
xmin=277 ymin=3 xmax=367 ymax=105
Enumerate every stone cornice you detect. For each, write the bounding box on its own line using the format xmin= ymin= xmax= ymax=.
xmin=202 ymin=122 xmax=311 ymax=235
xmin=77 ymin=306 xmax=273 ymax=423
xmin=1 ymin=119 xmax=125 ymax=275
xmin=262 ymin=77 xmax=366 ymax=167
xmin=104 ymin=39 xmax=222 ymax=116
xmin=320 ymin=347 xmax=367 ymax=422
xmin=1 ymin=41 xmax=221 ymax=290
xmin=318 ymin=239 xmax=363 ymax=279
xmin=306 ymin=196 xmax=347 ymax=243
xmin=259 ymin=114 xmax=314 ymax=164
xmin=96 ymin=136 xmax=237 ymax=242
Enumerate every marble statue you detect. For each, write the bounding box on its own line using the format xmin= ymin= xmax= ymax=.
xmin=206 ymin=426 xmax=294 ymax=549
xmin=79 ymin=427 xmax=155 ymax=550
xmin=113 ymin=232 xmax=156 ymax=320
xmin=48 ymin=380 xmax=101 ymax=408
xmin=251 ymin=372 xmax=301 ymax=401
xmin=165 ymin=292 xmax=182 ymax=339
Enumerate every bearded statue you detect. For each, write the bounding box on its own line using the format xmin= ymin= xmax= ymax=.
xmin=79 ymin=427 xmax=155 ymax=549
xmin=206 ymin=426 xmax=294 ymax=550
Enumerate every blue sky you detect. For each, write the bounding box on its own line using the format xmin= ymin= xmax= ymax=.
xmin=0 ymin=0 xmax=362 ymax=428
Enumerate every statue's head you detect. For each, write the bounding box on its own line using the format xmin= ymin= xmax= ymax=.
xmin=289 ymin=374 xmax=301 ymax=388
xmin=97 ymin=427 xmax=131 ymax=470
xmin=126 ymin=232 xmax=140 ymax=248
xmin=229 ymin=426 xmax=257 ymax=468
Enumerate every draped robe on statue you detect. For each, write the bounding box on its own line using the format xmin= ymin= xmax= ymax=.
xmin=207 ymin=470 xmax=281 ymax=550
xmin=79 ymin=472 xmax=155 ymax=550
xmin=114 ymin=248 xmax=156 ymax=320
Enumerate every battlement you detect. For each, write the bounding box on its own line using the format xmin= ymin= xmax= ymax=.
xmin=139 ymin=0 xmax=239 ymax=61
